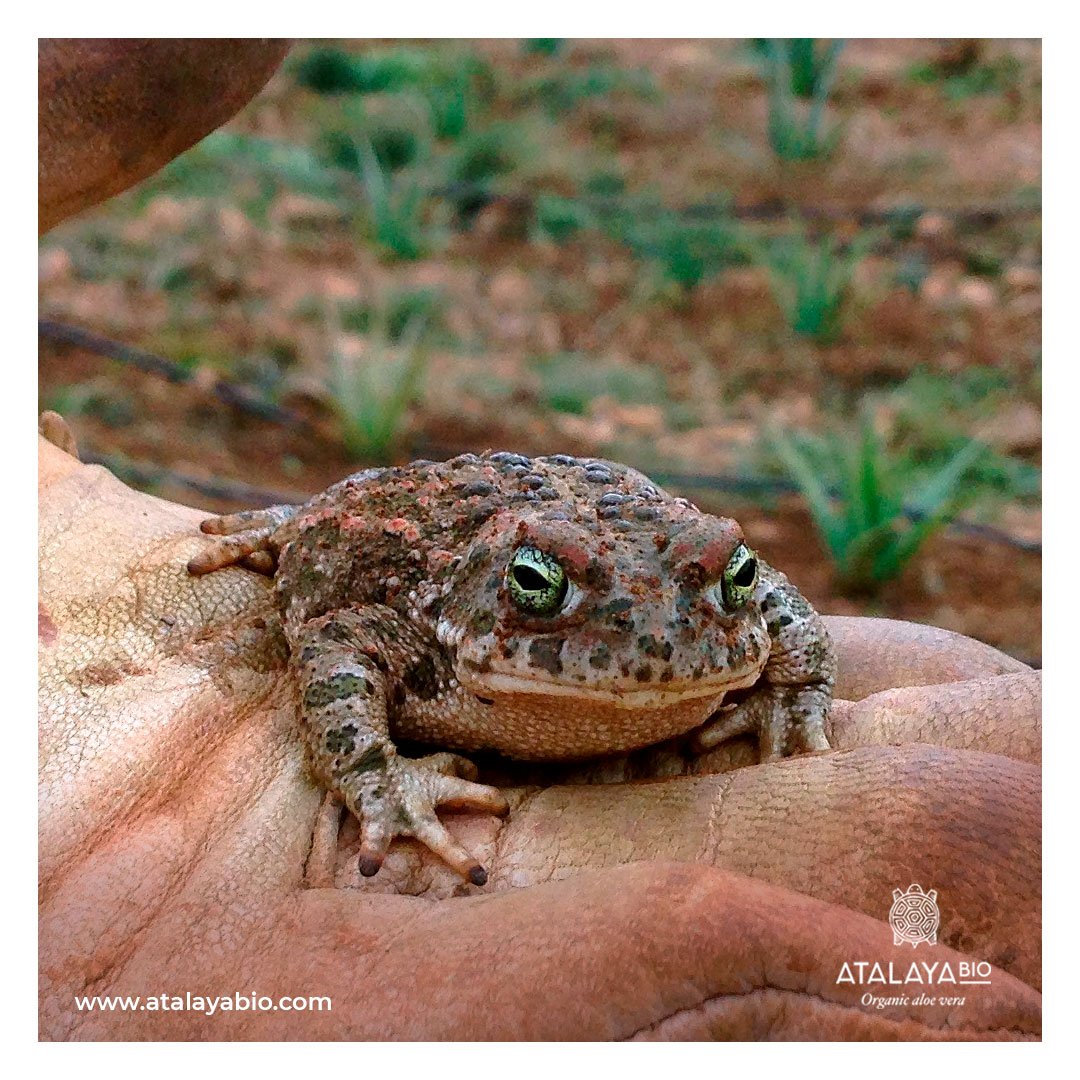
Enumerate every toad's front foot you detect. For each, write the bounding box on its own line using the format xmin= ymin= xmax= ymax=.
xmin=693 ymin=683 xmax=832 ymax=762
xmin=186 ymin=504 xmax=300 ymax=576
xmin=339 ymin=751 xmax=509 ymax=885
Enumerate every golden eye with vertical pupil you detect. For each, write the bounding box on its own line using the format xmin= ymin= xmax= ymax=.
xmin=721 ymin=544 xmax=758 ymax=609
xmin=506 ymin=546 xmax=568 ymax=615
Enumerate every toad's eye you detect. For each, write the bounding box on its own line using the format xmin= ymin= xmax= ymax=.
xmin=506 ymin=546 xmax=568 ymax=615
xmin=721 ymin=544 xmax=758 ymax=609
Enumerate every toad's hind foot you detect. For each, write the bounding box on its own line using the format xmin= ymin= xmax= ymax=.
xmin=348 ymin=753 xmax=508 ymax=886
xmin=186 ymin=503 xmax=299 ymax=576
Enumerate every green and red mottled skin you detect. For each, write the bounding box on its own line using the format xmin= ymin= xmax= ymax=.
xmin=189 ymin=451 xmax=836 ymax=883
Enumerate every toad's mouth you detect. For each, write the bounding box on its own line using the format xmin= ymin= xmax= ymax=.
xmin=459 ymin=665 xmax=763 ymax=709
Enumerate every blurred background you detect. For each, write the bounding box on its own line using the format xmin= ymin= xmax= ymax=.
xmin=37 ymin=38 xmax=1041 ymax=665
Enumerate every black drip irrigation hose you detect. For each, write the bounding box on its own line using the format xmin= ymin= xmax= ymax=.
xmin=81 ymin=452 xmax=1040 ymax=558
xmin=41 ymin=320 xmax=1040 ymax=556
xmin=39 ymin=319 xmax=304 ymax=427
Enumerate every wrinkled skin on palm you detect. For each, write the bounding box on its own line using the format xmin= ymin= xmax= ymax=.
xmin=38 ymin=436 xmax=1041 ymax=1040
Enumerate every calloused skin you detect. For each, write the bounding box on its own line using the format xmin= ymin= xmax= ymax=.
xmin=38 ymin=434 xmax=1041 ymax=1040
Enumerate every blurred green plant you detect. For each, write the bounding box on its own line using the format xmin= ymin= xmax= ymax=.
xmin=753 ymin=39 xmax=843 ymax=98
xmin=354 ymin=141 xmax=433 ymax=260
xmin=339 ymin=287 xmax=446 ymax=343
xmin=601 ymin=199 xmax=746 ymax=291
xmin=319 ymin=123 xmax=422 ymax=174
xmin=753 ymin=224 xmax=874 ymax=342
xmin=295 ymin=44 xmax=493 ymax=143
xmin=771 ymin=419 xmax=987 ymax=594
xmin=445 ymin=123 xmax=523 ymax=218
xmin=532 ymin=353 xmax=668 ymax=416
xmin=908 ymin=50 xmax=1024 ymax=102
xmin=293 ymin=45 xmax=436 ymax=96
xmin=522 ymin=39 xmax=565 ymax=57
xmin=883 ymin=369 xmax=1041 ymax=501
xmin=327 ymin=307 xmax=431 ymax=461
xmin=522 ymin=64 xmax=658 ymax=117
xmin=762 ymin=39 xmax=844 ymax=160
xmin=531 ymin=193 xmax=597 ymax=244
xmin=147 ymin=132 xmax=339 ymax=213
xmin=532 ymin=193 xmax=746 ymax=290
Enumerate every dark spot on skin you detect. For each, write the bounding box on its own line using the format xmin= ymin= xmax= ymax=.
xmin=779 ymin=614 xmax=794 ymax=627
xmin=390 ymin=683 xmax=407 ymax=710
xmin=304 ymin=673 xmax=369 ymax=709
xmin=325 ymin=726 xmax=358 ymax=755
xmin=320 ymin=622 xmax=354 ymax=645
xmin=472 ymin=610 xmax=497 ymax=635
xmin=635 ymin=663 xmax=653 ymax=683
xmin=520 ymin=474 xmax=545 ymax=489
xmin=584 ymin=558 xmax=612 ymax=591
xmin=462 ymin=480 xmax=495 ymax=497
xmin=467 ymin=543 xmax=492 ymax=567
xmin=589 ymin=643 xmax=612 ymax=670
xmin=341 ymin=742 xmax=387 ymax=775
xmin=528 ymin=637 xmax=564 ymax=675
xmin=637 ymin=635 xmax=675 ymax=661
xmin=680 ymin=563 xmax=708 ymax=590
xmin=659 ymin=667 xmax=674 ymax=682
xmin=463 ymin=655 xmax=493 ymax=675
xmin=469 ymin=505 xmax=498 ymax=526
xmin=300 ymin=645 xmax=317 ymax=662
xmin=601 ymin=598 xmax=634 ymax=616
xmin=403 ymin=655 xmax=442 ymax=700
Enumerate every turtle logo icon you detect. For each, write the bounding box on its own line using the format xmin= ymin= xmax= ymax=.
xmin=889 ymin=884 xmax=940 ymax=947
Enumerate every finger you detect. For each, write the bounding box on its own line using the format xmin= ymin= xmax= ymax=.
xmin=411 ymin=817 xmax=488 ymax=886
xmin=431 ymin=773 xmax=509 ymax=816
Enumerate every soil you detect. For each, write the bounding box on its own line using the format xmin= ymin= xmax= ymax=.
xmin=38 ymin=38 xmax=1041 ymax=665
